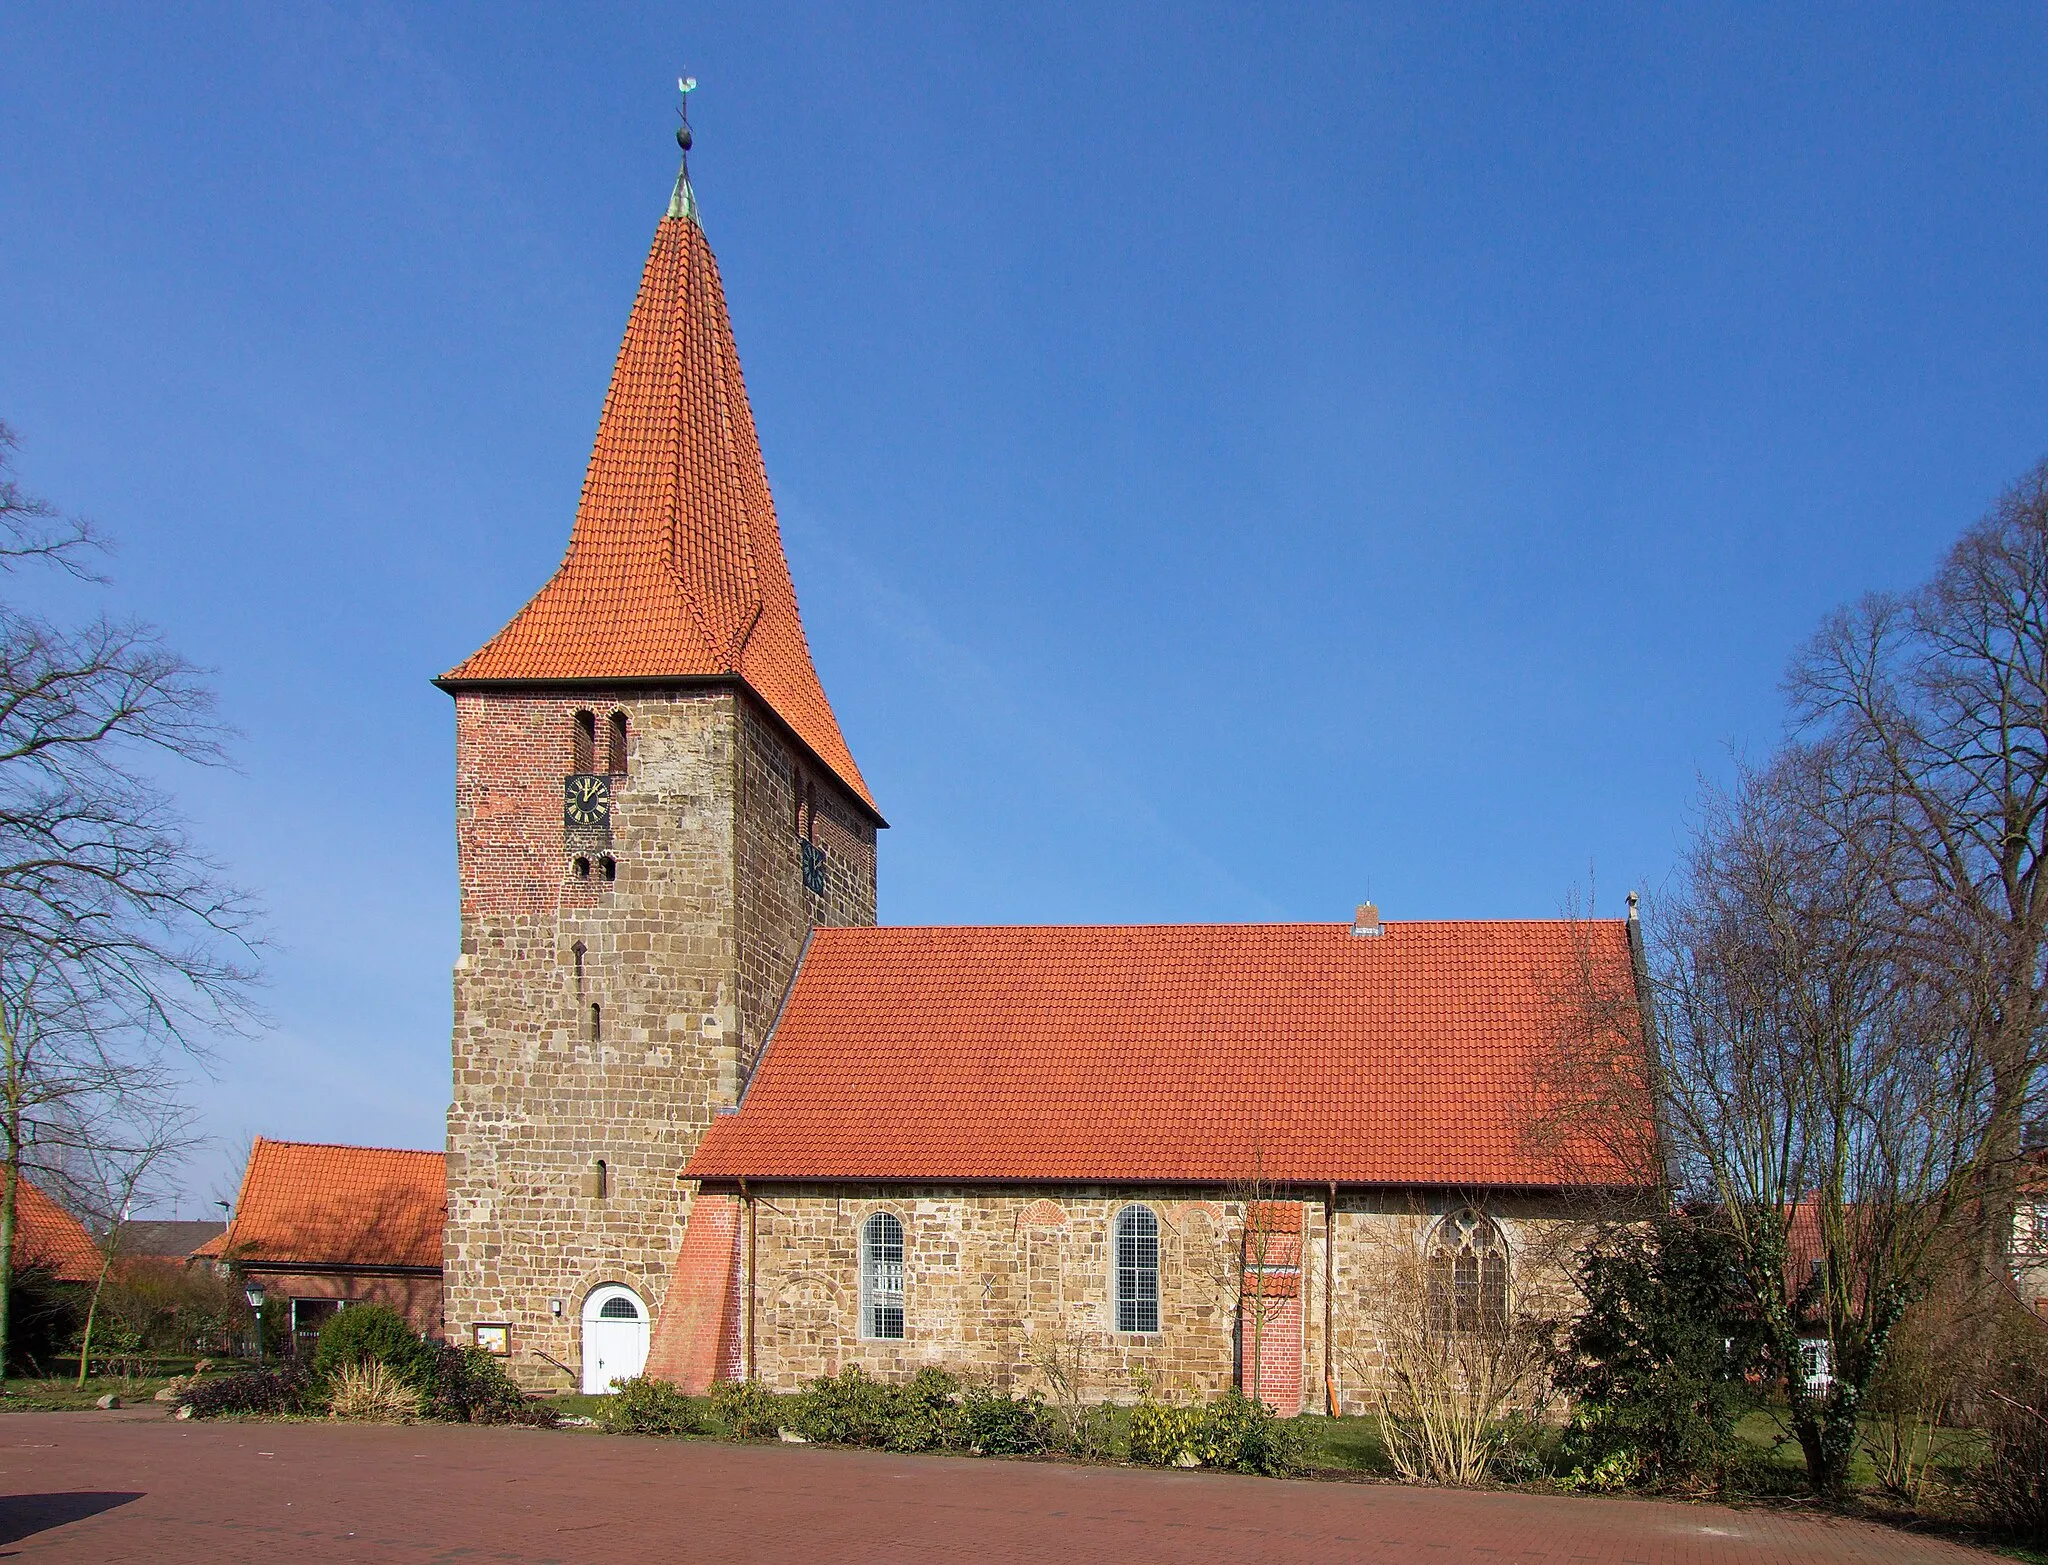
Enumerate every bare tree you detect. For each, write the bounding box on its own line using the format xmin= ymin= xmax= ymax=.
xmin=1227 ymin=1147 xmax=1294 ymax=1412
xmin=1636 ymin=750 xmax=1988 ymax=1495
xmin=1787 ymin=458 xmax=2048 ymax=1275
xmin=47 ymin=1098 xmax=198 ymax=1385
xmin=0 ymin=424 xmax=259 ymax=1385
xmin=1353 ymin=1207 xmax=1552 ymax=1486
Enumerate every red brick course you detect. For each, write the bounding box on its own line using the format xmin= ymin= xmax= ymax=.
xmin=643 ymin=1191 xmax=742 ymax=1391
xmin=0 ymin=1411 xmax=2000 ymax=1564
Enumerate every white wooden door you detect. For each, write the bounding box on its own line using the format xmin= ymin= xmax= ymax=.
xmin=580 ymin=1285 xmax=649 ymax=1394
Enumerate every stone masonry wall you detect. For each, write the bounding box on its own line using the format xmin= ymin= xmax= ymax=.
xmin=730 ymin=1185 xmax=1588 ymax=1412
xmin=446 ymin=687 xmax=878 ymax=1388
xmin=448 ymin=689 xmax=734 ymax=1387
xmin=734 ymin=701 xmax=877 ymax=1076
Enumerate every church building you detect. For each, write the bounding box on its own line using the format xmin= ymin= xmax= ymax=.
xmin=439 ymin=118 xmax=1649 ymax=1413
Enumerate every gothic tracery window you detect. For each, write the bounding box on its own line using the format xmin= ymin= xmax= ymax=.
xmin=1426 ymin=1208 xmax=1509 ymax=1334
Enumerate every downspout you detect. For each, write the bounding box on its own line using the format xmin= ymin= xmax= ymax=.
xmin=1324 ymin=1183 xmax=1337 ymax=1416
xmin=744 ymin=1179 xmax=758 ymax=1382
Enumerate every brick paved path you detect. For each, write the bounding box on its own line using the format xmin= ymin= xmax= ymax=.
xmin=0 ymin=1410 xmax=2000 ymax=1563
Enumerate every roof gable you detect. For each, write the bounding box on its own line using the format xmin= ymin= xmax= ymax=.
xmin=14 ymin=1180 xmax=99 ymax=1284
xmin=441 ymin=208 xmax=875 ymax=816
xmin=209 ymin=1138 xmax=445 ymax=1271
xmin=684 ymin=919 xmax=1648 ymax=1187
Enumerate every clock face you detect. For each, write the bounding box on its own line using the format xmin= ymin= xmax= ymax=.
xmin=564 ymin=774 xmax=611 ymax=829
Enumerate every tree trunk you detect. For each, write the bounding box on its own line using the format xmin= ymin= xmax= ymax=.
xmin=0 ymin=1136 xmax=16 ymax=1390
xmin=73 ymin=1277 xmax=101 ymax=1388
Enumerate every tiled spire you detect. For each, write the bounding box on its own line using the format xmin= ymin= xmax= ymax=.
xmin=443 ymin=109 xmax=876 ymax=816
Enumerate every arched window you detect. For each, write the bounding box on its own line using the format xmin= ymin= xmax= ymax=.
xmin=1114 ymin=1204 xmax=1160 ymax=1334
xmin=572 ymin=710 xmax=596 ymax=774
xmin=571 ymin=940 xmax=586 ymax=997
xmin=860 ymin=1211 xmax=905 ymax=1340
xmin=606 ymin=711 xmax=628 ymax=776
xmin=589 ymin=1002 xmax=602 ymax=1042
xmin=1427 ymin=1208 xmax=1509 ymax=1333
xmin=599 ymin=855 xmax=617 ymax=882
xmin=573 ymin=856 xmax=591 ymax=879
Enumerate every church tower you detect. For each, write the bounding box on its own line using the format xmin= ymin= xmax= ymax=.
xmin=437 ymin=108 xmax=881 ymax=1387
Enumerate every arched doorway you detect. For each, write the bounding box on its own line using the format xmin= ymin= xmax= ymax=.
xmin=580 ymin=1283 xmax=649 ymax=1394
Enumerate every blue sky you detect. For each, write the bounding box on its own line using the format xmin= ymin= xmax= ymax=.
xmin=3 ymin=4 xmax=2046 ymax=1209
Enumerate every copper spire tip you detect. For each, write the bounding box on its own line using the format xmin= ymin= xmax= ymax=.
xmin=669 ymin=76 xmax=699 ymax=222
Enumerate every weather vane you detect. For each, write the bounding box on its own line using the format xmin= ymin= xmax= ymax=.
xmin=668 ymin=76 xmax=700 ymax=221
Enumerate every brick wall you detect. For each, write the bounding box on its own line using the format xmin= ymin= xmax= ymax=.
xmin=713 ymin=1184 xmax=1586 ymax=1412
xmin=445 ymin=686 xmax=876 ymax=1389
xmin=244 ymin=1269 xmax=442 ymax=1341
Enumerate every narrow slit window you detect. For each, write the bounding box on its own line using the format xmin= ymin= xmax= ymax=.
xmin=572 ymin=710 xmax=596 ymax=774
xmin=1114 ymin=1204 xmax=1160 ymax=1334
xmin=606 ymin=711 xmax=628 ymax=776
xmin=860 ymin=1211 xmax=905 ymax=1340
xmin=589 ymin=1002 xmax=602 ymax=1042
xmin=571 ymin=940 xmax=586 ymax=998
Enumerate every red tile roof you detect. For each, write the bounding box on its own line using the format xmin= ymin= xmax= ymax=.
xmin=14 ymin=1179 xmax=99 ymax=1284
xmin=202 ymin=1138 xmax=445 ymax=1271
xmin=440 ymin=204 xmax=876 ymax=817
xmin=684 ymin=920 xmax=1647 ymax=1187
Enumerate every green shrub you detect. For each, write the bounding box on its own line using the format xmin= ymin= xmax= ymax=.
xmin=1128 ymin=1396 xmax=1207 ymax=1467
xmin=791 ymin=1365 xmax=890 ymax=1445
xmin=1128 ymin=1386 xmax=1308 ymax=1475
xmin=960 ymin=1384 xmax=1054 ymax=1456
xmin=598 ymin=1376 xmax=702 ymax=1437
xmin=1049 ymin=1401 xmax=1125 ymax=1462
xmin=310 ymin=1305 xmax=436 ymax=1390
xmin=1198 ymin=1389 xmax=1310 ymax=1477
xmin=789 ymin=1365 xmax=964 ymax=1451
xmin=710 ymin=1377 xmax=780 ymax=1440
xmin=427 ymin=1346 xmax=551 ymax=1426
xmin=885 ymin=1367 xmax=964 ymax=1452
xmin=1552 ymin=1216 xmax=1761 ymax=1488
xmin=179 ymin=1365 xmax=314 ymax=1418
xmin=5 ymin=1262 xmax=81 ymax=1378
xmin=1487 ymin=1413 xmax=1557 ymax=1485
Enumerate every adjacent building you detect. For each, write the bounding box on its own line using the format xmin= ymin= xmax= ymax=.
xmin=200 ymin=1137 xmax=445 ymax=1349
xmin=12 ymin=1179 xmax=100 ymax=1285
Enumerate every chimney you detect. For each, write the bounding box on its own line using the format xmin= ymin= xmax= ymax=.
xmin=1351 ymin=903 xmax=1383 ymax=938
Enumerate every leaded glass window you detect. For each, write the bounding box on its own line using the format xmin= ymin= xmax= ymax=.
xmin=1426 ymin=1208 xmax=1509 ymax=1333
xmin=860 ymin=1211 xmax=905 ymax=1340
xmin=1114 ymin=1204 xmax=1160 ymax=1334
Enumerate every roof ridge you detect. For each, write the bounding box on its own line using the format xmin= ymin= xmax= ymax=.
xmin=813 ymin=917 xmax=1628 ymax=934
xmin=251 ymin=1138 xmax=445 ymax=1158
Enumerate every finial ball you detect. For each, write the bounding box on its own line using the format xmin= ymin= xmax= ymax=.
xmin=677 ymin=126 xmax=693 ymax=152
